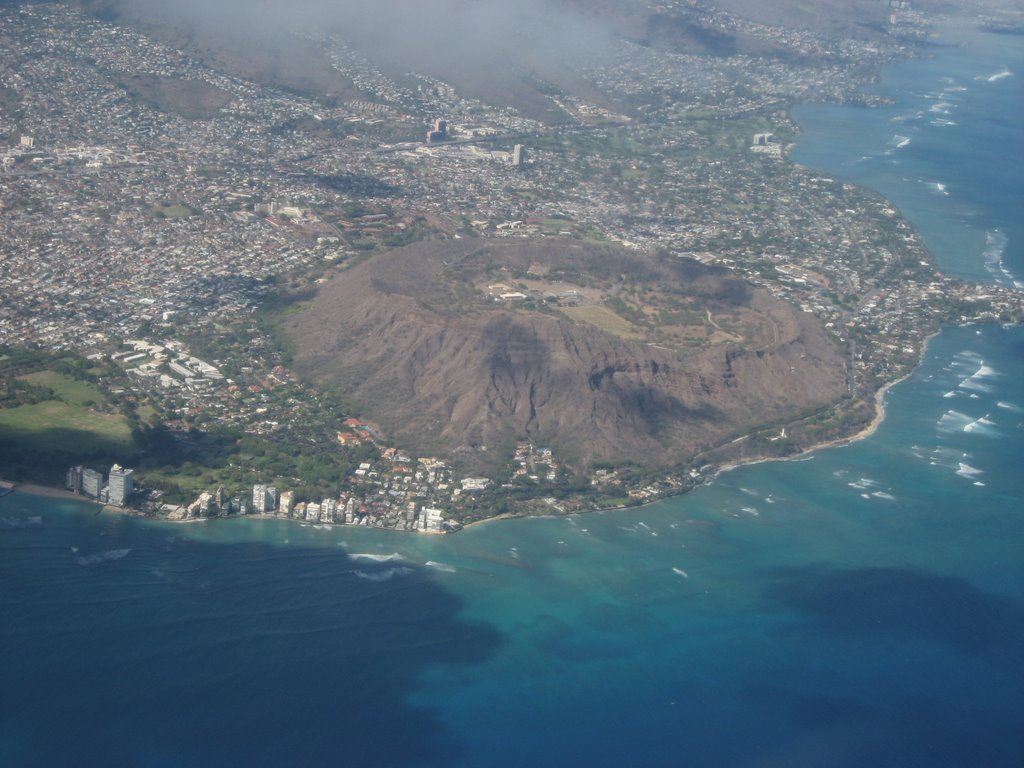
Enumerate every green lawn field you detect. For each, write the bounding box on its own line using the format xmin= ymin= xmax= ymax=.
xmin=0 ymin=400 xmax=134 ymax=452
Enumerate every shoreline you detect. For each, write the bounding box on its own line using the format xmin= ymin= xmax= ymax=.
xmin=713 ymin=329 xmax=941 ymax=482
xmin=0 ymin=363 xmax=925 ymax=530
xmin=0 ymin=334 xmax=938 ymax=533
xmin=462 ymin=381 xmax=905 ymax=531
xmin=712 ymin=373 xmax=908 ymax=482
xmin=460 ymin=511 xmax=530 ymax=531
xmin=0 ymin=480 xmax=101 ymax=505
xmin=0 ymin=486 xmax=451 ymax=534
xmin=0 ymin=19 xmax=981 ymax=536
xmin=156 ymin=512 xmax=447 ymax=535
xmin=468 ymin=334 xmax=938 ymax=527
xmin=0 ymin=318 xmax=1008 ymax=537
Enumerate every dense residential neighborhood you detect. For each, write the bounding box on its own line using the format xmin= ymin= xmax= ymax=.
xmin=2 ymin=2 xmax=1021 ymax=526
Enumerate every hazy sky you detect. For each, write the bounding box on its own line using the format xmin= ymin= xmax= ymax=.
xmin=121 ymin=0 xmax=617 ymax=62
xmin=111 ymin=0 xmax=622 ymax=114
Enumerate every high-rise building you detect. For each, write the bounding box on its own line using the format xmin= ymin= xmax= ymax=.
xmin=344 ymin=497 xmax=356 ymax=524
xmin=426 ymin=118 xmax=448 ymax=143
xmin=305 ymin=501 xmax=321 ymax=522
xmin=191 ymin=492 xmax=213 ymax=517
xmin=66 ymin=466 xmax=83 ymax=494
xmin=108 ymin=465 xmax=134 ymax=506
xmin=252 ymin=484 xmax=277 ymax=514
xmin=82 ymin=468 xmax=103 ymax=499
xmin=418 ymin=507 xmax=445 ymax=533
xmin=321 ymin=498 xmax=338 ymax=523
xmin=512 ymin=144 xmax=525 ymax=167
xmin=278 ymin=490 xmax=294 ymax=518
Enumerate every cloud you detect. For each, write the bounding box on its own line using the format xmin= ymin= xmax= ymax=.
xmin=117 ymin=0 xmax=615 ymax=67
xmin=104 ymin=0 xmax=620 ymax=117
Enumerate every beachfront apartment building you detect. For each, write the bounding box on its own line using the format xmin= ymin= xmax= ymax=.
xmin=82 ymin=468 xmax=103 ymax=499
xmin=108 ymin=464 xmax=134 ymax=506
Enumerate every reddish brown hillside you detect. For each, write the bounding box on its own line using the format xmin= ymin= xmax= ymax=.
xmin=282 ymin=240 xmax=847 ymax=471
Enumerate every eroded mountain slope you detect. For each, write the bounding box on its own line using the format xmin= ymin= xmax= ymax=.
xmin=283 ymin=239 xmax=847 ymax=470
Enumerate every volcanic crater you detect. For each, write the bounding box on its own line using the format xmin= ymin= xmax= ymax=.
xmin=282 ymin=239 xmax=847 ymax=471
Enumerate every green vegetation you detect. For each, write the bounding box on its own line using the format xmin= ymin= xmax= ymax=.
xmin=271 ymin=115 xmax=357 ymax=139
xmin=0 ymin=85 xmax=21 ymax=112
xmin=117 ymin=74 xmax=232 ymax=120
xmin=133 ymin=423 xmax=379 ymax=504
xmin=88 ymin=304 xmax=384 ymax=504
xmin=0 ymin=401 xmax=133 ymax=451
xmin=18 ymin=370 xmax=105 ymax=408
xmin=561 ymin=304 xmax=646 ymax=339
xmin=0 ymin=350 xmax=138 ymax=483
xmin=608 ymin=295 xmax=648 ymax=322
xmin=156 ymin=204 xmax=197 ymax=219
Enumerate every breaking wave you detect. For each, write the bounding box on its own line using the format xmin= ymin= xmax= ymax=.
xmin=75 ymin=548 xmax=131 ymax=566
xmin=424 ymin=561 xmax=457 ymax=573
xmin=354 ymin=567 xmax=414 ymax=582
xmin=981 ymin=230 xmax=1018 ymax=287
xmin=349 ymin=552 xmax=403 ymax=563
xmin=955 ymin=462 xmax=984 ymax=479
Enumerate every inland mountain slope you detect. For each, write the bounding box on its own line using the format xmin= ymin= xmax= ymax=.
xmin=282 ymin=239 xmax=847 ymax=471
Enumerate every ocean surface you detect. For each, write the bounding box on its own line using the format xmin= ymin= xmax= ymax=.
xmin=3 ymin=20 xmax=1023 ymax=768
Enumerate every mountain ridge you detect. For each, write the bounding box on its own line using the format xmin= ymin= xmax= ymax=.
xmin=282 ymin=239 xmax=848 ymax=472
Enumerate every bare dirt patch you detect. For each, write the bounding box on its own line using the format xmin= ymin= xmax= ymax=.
xmin=118 ymin=74 xmax=233 ymax=119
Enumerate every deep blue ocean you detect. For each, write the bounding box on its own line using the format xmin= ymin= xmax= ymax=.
xmin=3 ymin=19 xmax=1023 ymax=768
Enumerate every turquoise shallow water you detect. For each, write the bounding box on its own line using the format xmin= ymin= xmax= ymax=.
xmin=792 ymin=18 xmax=1024 ymax=287
xmin=3 ymin=323 xmax=1022 ymax=767
xmin=2 ymin=19 xmax=1023 ymax=768
xmin=415 ymin=322 xmax=1024 ymax=767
